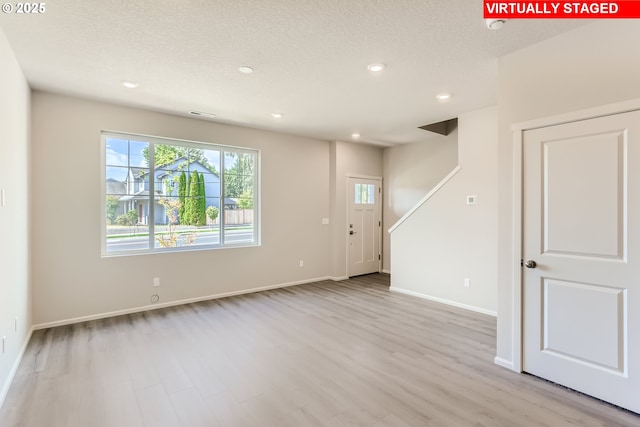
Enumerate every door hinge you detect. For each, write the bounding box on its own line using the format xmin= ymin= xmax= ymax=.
xmin=520 ymin=259 xmax=523 ymax=267
xmin=378 ymin=254 xmax=381 ymax=260
xmin=379 ymin=221 xmax=381 ymax=227
xmin=379 ymin=187 xmax=381 ymax=193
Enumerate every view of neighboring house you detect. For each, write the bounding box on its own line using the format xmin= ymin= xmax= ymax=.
xmin=107 ymin=157 xmax=238 ymax=225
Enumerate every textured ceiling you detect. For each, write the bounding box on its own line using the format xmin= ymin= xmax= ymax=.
xmin=0 ymin=1 xmax=587 ymax=145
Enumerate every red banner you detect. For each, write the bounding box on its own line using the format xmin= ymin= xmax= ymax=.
xmin=484 ymin=1 xmax=640 ymax=18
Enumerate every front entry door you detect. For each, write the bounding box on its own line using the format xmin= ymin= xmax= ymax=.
xmin=348 ymin=177 xmax=381 ymax=277
xmin=522 ymin=110 xmax=640 ymax=413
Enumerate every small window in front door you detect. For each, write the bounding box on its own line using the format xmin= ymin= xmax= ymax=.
xmin=355 ymin=184 xmax=375 ymax=204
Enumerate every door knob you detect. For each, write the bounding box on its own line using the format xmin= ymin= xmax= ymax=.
xmin=524 ymin=260 xmax=537 ymax=269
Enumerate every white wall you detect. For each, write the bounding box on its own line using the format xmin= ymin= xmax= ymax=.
xmin=382 ymin=131 xmax=458 ymax=271
xmin=329 ymin=141 xmax=383 ymax=279
xmin=497 ymin=21 xmax=640 ymax=366
xmin=390 ymin=106 xmax=498 ymax=315
xmin=0 ymin=28 xmax=31 ymax=406
xmin=31 ymin=92 xmax=332 ymax=325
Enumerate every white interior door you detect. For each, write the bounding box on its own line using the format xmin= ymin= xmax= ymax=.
xmin=522 ymin=110 xmax=640 ymax=413
xmin=348 ymin=177 xmax=381 ymax=277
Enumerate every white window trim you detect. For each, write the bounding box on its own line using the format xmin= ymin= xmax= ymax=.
xmin=101 ymin=131 xmax=261 ymax=257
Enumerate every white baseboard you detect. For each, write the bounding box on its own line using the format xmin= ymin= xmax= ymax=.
xmin=389 ymin=287 xmax=497 ymax=317
xmin=381 ymin=269 xmax=391 ymax=275
xmin=0 ymin=327 xmax=33 ymax=410
xmin=33 ymin=276 xmax=331 ymax=330
xmin=494 ymin=356 xmax=516 ymax=371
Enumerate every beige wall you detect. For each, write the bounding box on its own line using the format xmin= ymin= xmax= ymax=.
xmin=0 ymin=28 xmax=31 ymax=404
xmin=389 ymin=107 xmax=498 ymax=314
xmin=31 ymin=92 xmax=332 ymax=325
xmin=497 ymin=21 xmax=640 ymax=366
xmin=13 ymin=18 xmax=640 ymax=389
xmin=329 ymin=141 xmax=383 ymax=278
xmin=382 ymin=131 xmax=458 ymax=271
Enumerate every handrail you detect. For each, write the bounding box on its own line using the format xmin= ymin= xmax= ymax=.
xmin=387 ymin=165 xmax=461 ymax=234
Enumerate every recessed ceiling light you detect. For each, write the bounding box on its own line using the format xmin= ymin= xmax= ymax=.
xmin=121 ymin=80 xmax=138 ymax=89
xmin=238 ymin=66 xmax=254 ymax=74
xmin=436 ymin=93 xmax=452 ymax=102
xmin=367 ymin=63 xmax=386 ymax=73
xmin=485 ymin=19 xmax=507 ymax=30
xmin=351 ymin=132 xmax=361 ymax=139
xmin=189 ymin=111 xmax=216 ymax=118
xmin=271 ymin=112 xmax=283 ymax=118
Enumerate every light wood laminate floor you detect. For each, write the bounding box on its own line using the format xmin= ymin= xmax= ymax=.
xmin=2 ymin=274 xmax=639 ymax=426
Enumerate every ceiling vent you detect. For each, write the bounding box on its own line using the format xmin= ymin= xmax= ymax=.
xmin=189 ymin=111 xmax=215 ymax=118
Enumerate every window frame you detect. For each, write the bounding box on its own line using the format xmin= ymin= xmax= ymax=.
xmin=101 ymin=131 xmax=261 ymax=257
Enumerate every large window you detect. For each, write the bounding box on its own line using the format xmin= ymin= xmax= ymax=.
xmin=102 ymin=132 xmax=259 ymax=256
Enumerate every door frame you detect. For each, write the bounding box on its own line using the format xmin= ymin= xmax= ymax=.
xmin=510 ymin=98 xmax=640 ymax=373
xmin=345 ymin=174 xmax=383 ymax=277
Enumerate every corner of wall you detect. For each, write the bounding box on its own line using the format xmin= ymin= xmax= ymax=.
xmin=330 ymin=141 xmax=383 ymax=278
xmin=0 ymin=25 xmax=33 ymax=409
xmin=382 ymin=131 xmax=459 ymax=272
xmin=389 ymin=106 xmax=498 ymax=315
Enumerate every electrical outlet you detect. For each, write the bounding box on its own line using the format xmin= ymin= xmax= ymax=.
xmin=153 ymin=277 xmax=160 ymax=287
xmin=299 ymin=260 xmax=304 ymax=267
xmin=464 ymin=278 xmax=470 ymax=288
